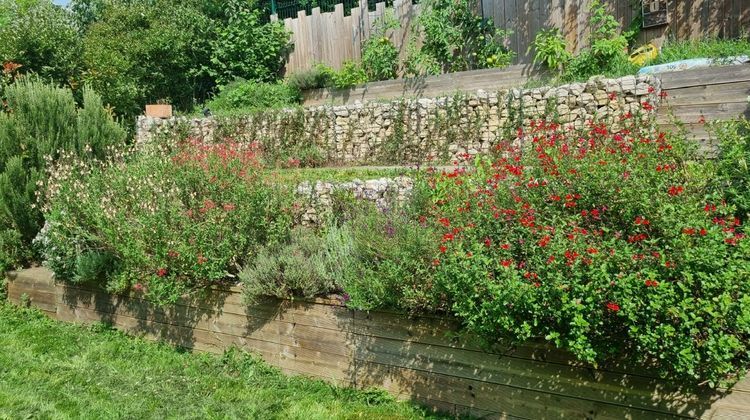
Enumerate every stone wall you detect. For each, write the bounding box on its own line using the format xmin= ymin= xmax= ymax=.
xmin=136 ymin=75 xmax=660 ymax=166
xmin=294 ymin=177 xmax=414 ymax=226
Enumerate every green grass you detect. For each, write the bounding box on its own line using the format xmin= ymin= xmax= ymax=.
xmin=0 ymin=303 xmax=445 ymax=420
xmin=264 ymin=166 xmax=417 ymax=186
xmin=652 ymin=37 xmax=750 ymax=65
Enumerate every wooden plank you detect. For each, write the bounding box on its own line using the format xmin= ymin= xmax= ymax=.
xmin=661 ymin=81 xmax=750 ymax=106
xmin=659 ymin=65 xmax=750 ymax=90
xmin=656 ymin=102 xmax=750 ymax=124
xmin=355 ymin=361 xmax=678 ymax=419
xmin=352 ymin=334 xmax=716 ymax=417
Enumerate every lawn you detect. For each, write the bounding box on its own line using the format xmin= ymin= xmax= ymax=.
xmin=0 ymin=303 xmax=444 ymax=420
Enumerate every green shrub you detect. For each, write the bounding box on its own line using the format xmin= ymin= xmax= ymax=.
xmin=0 ymin=78 xmax=125 ymax=271
xmin=205 ymin=80 xmax=301 ymax=114
xmin=285 ymin=64 xmax=334 ymax=92
xmin=330 ymin=61 xmax=368 ymax=89
xmin=0 ymin=0 xmax=82 ymax=88
xmin=207 ymin=2 xmax=292 ymax=86
xmin=40 ymin=138 xmax=293 ymax=305
xmin=712 ymin=119 xmax=750 ymax=220
xmin=406 ymin=0 xmax=513 ymax=75
xmin=424 ymin=110 xmax=749 ymax=386
xmin=240 ymin=226 xmax=341 ymax=303
xmin=361 ymin=13 xmax=400 ymax=82
xmin=530 ymin=28 xmax=571 ymax=72
xmin=338 ymin=205 xmax=442 ymax=312
xmin=82 ymin=0 xmax=215 ymax=117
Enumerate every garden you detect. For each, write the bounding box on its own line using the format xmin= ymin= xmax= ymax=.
xmin=2 ymin=0 xmax=750 ymax=418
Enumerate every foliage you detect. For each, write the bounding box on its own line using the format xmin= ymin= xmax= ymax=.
xmin=712 ymin=119 xmax=750 ymax=221
xmin=285 ymin=64 xmax=335 ymax=91
xmin=0 ymin=0 xmax=83 ymax=88
xmin=406 ymin=0 xmax=513 ymax=75
xmin=240 ymin=226 xmax=341 ymax=303
xmin=424 ymin=110 xmax=750 ymax=386
xmin=0 ymin=79 xmax=125 ymax=271
xmin=361 ymin=12 xmax=400 ymax=82
xmin=0 ymin=303 xmax=443 ymax=419
xmin=40 ymin=139 xmax=294 ymax=305
xmin=205 ymin=79 xmax=301 ymax=114
xmin=328 ymin=61 xmax=368 ymax=89
xmin=530 ymin=28 xmax=571 ymax=71
xmin=81 ymin=0 xmax=216 ymax=117
xmin=337 ymin=204 xmax=442 ymax=312
xmin=653 ymin=37 xmax=750 ymax=65
xmin=207 ymin=2 xmax=292 ymax=86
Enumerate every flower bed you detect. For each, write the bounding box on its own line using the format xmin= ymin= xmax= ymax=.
xmin=36 ymin=105 xmax=750 ymax=387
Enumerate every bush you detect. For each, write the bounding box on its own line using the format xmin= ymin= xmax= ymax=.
xmin=0 ymin=1 xmax=82 ymax=88
xmin=337 ymin=204 xmax=442 ymax=312
xmin=0 ymin=78 xmax=125 ymax=271
xmin=40 ymin=138 xmax=293 ymax=305
xmin=207 ymin=2 xmax=292 ymax=86
xmin=361 ymin=13 xmax=400 ymax=82
xmin=240 ymin=226 xmax=341 ymax=303
xmin=285 ymin=64 xmax=334 ymax=92
xmin=406 ymin=0 xmax=513 ymax=75
xmin=205 ymin=80 xmax=301 ymax=114
xmin=654 ymin=37 xmax=750 ymax=65
xmin=530 ymin=28 xmax=572 ymax=72
xmin=82 ymin=0 xmax=215 ymax=117
xmin=329 ymin=61 xmax=368 ymax=89
xmin=424 ymin=110 xmax=749 ymax=385
xmin=712 ymin=119 xmax=750 ymax=221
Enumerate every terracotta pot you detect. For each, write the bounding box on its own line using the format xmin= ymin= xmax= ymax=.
xmin=145 ymin=104 xmax=173 ymax=118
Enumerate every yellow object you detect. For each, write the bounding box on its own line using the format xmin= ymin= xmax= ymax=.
xmin=629 ymin=43 xmax=659 ymax=66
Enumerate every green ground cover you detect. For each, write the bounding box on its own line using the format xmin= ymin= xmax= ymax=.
xmin=0 ymin=303 xmax=444 ymax=420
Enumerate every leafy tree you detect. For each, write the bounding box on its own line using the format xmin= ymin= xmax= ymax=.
xmin=81 ymin=0 xmax=215 ymax=117
xmin=0 ymin=0 xmax=83 ymax=88
xmin=207 ymin=1 xmax=292 ymax=85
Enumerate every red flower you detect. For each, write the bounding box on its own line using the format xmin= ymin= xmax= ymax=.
xmin=484 ymin=238 xmax=492 ymax=247
xmin=641 ymin=101 xmax=654 ymax=111
xmin=682 ymin=228 xmax=696 ymax=235
xmin=658 ymin=90 xmax=668 ymax=99
xmin=438 ymin=217 xmax=451 ymax=227
xmin=634 ymin=216 xmax=650 ymax=226
xmin=667 ymin=185 xmax=684 ymax=196
xmin=538 ymin=235 xmax=551 ymax=247
xmin=699 ymin=228 xmax=707 ymax=236
xmin=500 ymin=243 xmax=511 ymax=250
xmin=439 ymin=245 xmax=447 ymax=253
xmin=156 ymin=268 xmax=167 ymax=277
xmin=606 ymin=302 xmax=621 ymax=312
xmin=500 ymin=259 xmax=513 ymax=268
xmin=133 ymin=283 xmax=144 ymax=292
xmin=698 ymin=115 xmax=706 ymax=124
xmin=432 ymin=258 xmax=441 ymax=266
xmin=704 ymin=203 xmax=716 ymax=213
xmin=644 ymin=279 xmax=659 ymax=287
xmin=442 ymin=233 xmax=455 ymax=242
xmin=647 ymin=85 xmax=656 ymax=94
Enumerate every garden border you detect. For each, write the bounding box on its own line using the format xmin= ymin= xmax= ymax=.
xmin=6 ymin=267 xmax=750 ymax=419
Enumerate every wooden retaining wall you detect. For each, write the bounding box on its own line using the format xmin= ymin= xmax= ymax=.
xmin=6 ymin=267 xmax=750 ymax=419
xmin=657 ymin=63 xmax=750 ymax=154
xmin=301 ymin=64 xmax=543 ymax=106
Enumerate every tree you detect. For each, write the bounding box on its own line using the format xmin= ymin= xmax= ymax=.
xmin=0 ymin=0 xmax=83 ymax=88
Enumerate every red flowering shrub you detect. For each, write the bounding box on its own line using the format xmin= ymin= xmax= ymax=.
xmin=424 ymin=113 xmax=750 ymax=385
xmin=39 ymin=139 xmax=293 ymax=304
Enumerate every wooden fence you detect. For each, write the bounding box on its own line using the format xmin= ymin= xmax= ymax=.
xmin=275 ymin=0 xmax=749 ymax=73
xmin=7 ymin=267 xmax=750 ymax=419
xmin=482 ymin=0 xmax=750 ymax=63
xmin=273 ymin=0 xmax=419 ymax=74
